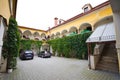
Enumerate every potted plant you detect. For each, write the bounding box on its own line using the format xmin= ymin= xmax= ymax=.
xmin=7 ymin=60 xmax=14 ymax=73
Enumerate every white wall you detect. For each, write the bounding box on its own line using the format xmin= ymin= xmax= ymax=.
xmin=0 ymin=17 xmax=7 ymax=72
xmin=0 ymin=18 xmax=5 ymax=63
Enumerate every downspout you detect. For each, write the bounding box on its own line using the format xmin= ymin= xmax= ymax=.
xmin=9 ymin=0 xmax=18 ymax=18
xmin=8 ymin=0 xmax=13 ymax=16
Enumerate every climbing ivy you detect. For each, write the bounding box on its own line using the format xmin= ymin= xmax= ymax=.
xmin=2 ymin=16 xmax=20 ymax=69
xmin=20 ymin=40 xmax=42 ymax=51
xmin=48 ymin=32 xmax=92 ymax=59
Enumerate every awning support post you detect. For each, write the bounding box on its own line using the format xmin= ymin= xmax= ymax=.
xmin=87 ymin=43 xmax=92 ymax=69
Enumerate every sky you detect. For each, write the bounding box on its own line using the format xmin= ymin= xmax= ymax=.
xmin=16 ymin=0 xmax=108 ymax=30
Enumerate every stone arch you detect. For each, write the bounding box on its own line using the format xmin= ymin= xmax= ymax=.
xmin=41 ymin=33 xmax=46 ymax=40
xmin=94 ymin=15 xmax=113 ymax=30
xmin=79 ymin=23 xmax=92 ymax=33
xmin=61 ymin=30 xmax=68 ymax=37
xmin=33 ymin=32 xmax=40 ymax=40
xmin=23 ymin=30 xmax=32 ymax=40
xmin=51 ymin=34 xmax=55 ymax=39
xmin=56 ymin=32 xmax=60 ymax=38
xmin=69 ymin=26 xmax=78 ymax=33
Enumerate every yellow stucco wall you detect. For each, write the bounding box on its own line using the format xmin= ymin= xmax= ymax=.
xmin=48 ymin=5 xmax=113 ymax=35
xmin=0 ymin=0 xmax=10 ymax=24
xmin=18 ymin=3 xmax=113 ymax=38
xmin=19 ymin=27 xmax=47 ymax=35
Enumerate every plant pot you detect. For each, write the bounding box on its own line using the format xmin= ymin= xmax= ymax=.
xmin=8 ymin=68 xmax=13 ymax=73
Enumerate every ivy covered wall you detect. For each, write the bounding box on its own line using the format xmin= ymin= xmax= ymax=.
xmin=19 ymin=32 xmax=92 ymax=59
xmin=48 ymin=32 xmax=92 ymax=59
xmin=20 ymin=40 xmax=42 ymax=54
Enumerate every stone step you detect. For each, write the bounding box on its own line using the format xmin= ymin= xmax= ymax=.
xmin=96 ymin=56 xmax=118 ymax=73
xmin=101 ymin=56 xmax=118 ymax=63
xmin=96 ymin=43 xmax=119 ymax=73
xmin=96 ymin=62 xmax=119 ymax=73
xmin=96 ymin=66 xmax=118 ymax=73
xmin=103 ymin=53 xmax=117 ymax=57
xmin=98 ymin=61 xmax=118 ymax=67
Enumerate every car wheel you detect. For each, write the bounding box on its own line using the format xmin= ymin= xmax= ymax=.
xmin=20 ymin=58 xmax=24 ymax=60
xmin=31 ymin=57 xmax=33 ymax=59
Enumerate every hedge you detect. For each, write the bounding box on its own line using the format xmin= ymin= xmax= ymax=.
xmin=48 ymin=32 xmax=92 ymax=59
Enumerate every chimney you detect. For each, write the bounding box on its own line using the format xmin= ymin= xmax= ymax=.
xmin=54 ymin=17 xmax=58 ymax=26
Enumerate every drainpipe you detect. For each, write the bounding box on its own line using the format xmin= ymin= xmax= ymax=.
xmin=109 ymin=0 xmax=120 ymax=73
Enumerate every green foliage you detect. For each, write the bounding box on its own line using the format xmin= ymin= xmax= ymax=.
xmin=48 ymin=32 xmax=92 ymax=59
xmin=2 ymin=39 xmax=8 ymax=58
xmin=7 ymin=17 xmax=20 ymax=57
xmin=2 ymin=16 xmax=20 ymax=69
xmin=20 ymin=39 xmax=42 ymax=51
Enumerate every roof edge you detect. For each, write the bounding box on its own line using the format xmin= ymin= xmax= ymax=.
xmin=48 ymin=0 xmax=110 ymax=31
xmin=19 ymin=26 xmax=47 ymax=32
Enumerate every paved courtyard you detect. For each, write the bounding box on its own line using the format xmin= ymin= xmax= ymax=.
xmin=1 ymin=56 xmax=120 ymax=80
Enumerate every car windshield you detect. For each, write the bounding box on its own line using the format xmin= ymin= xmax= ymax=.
xmin=25 ymin=51 xmax=33 ymax=53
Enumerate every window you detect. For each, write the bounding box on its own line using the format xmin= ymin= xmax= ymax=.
xmin=84 ymin=7 xmax=89 ymax=12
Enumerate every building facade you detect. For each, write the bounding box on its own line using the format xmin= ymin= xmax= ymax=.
xmin=19 ymin=1 xmax=112 ymax=40
xmin=18 ymin=1 xmax=120 ymax=73
xmin=0 ymin=0 xmax=115 ymax=73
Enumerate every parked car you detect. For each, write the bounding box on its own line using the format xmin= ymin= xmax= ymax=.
xmin=38 ymin=51 xmax=52 ymax=58
xmin=19 ymin=50 xmax=34 ymax=60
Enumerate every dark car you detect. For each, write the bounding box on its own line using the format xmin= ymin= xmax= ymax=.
xmin=19 ymin=50 xmax=34 ymax=60
xmin=38 ymin=51 xmax=52 ymax=58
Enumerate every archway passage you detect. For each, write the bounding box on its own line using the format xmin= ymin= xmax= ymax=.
xmin=79 ymin=23 xmax=92 ymax=34
xmin=41 ymin=33 xmax=46 ymax=40
xmin=33 ymin=32 xmax=40 ymax=40
xmin=94 ymin=15 xmax=113 ymax=29
xmin=51 ymin=34 xmax=55 ymax=39
xmin=61 ymin=30 xmax=68 ymax=37
xmin=69 ymin=26 xmax=78 ymax=33
xmin=56 ymin=32 xmax=60 ymax=38
xmin=23 ymin=30 xmax=32 ymax=40
xmin=86 ymin=27 xmax=92 ymax=31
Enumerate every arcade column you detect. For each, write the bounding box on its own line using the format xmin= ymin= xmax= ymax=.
xmin=109 ymin=0 xmax=120 ymax=73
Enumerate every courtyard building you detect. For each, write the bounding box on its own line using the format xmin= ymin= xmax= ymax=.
xmin=0 ymin=0 xmax=120 ymax=75
xmin=18 ymin=1 xmax=120 ymax=73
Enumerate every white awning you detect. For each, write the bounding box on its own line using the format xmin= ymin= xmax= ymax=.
xmin=86 ymin=22 xmax=116 ymax=43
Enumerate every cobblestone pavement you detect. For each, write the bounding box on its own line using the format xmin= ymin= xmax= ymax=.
xmin=1 ymin=56 xmax=120 ymax=80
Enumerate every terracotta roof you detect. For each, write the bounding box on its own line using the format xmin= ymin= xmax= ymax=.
xmin=48 ymin=0 xmax=110 ymax=31
xmin=19 ymin=26 xmax=47 ymax=32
